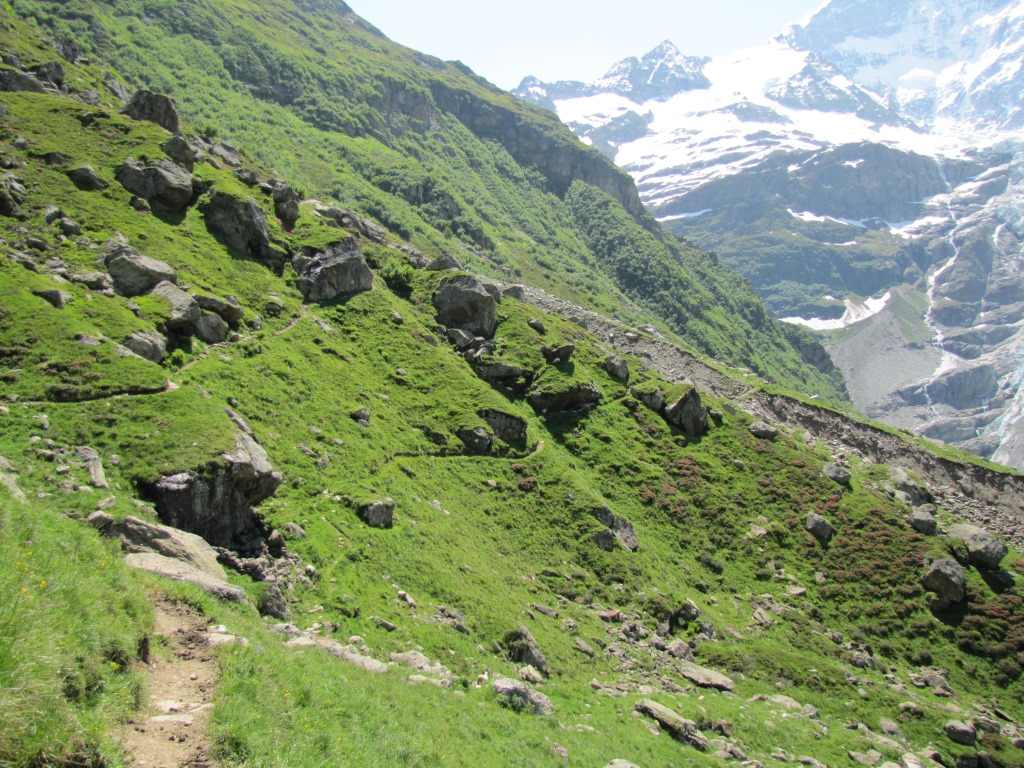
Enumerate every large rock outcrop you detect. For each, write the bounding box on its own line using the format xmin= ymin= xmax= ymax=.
xmin=125 ymin=89 xmax=180 ymax=133
xmin=115 ymin=157 xmax=194 ymax=212
xmin=433 ymin=275 xmax=497 ymax=338
xmin=292 ymin=240 xmax=373 ymax=302
xmin=947 ymin=523 xmax=1008 ymax=570
xmin=142 ymin=429 xmax=283 ymax=555
xmin=200 ymin=191 xmax=287 ymax=268
xmin=664 ymin=384 xmax=708 ymax=436
xmin=104 ymin=241 xmax=177 ymax=297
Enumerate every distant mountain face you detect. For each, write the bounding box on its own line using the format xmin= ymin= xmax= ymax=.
xmin=514 ymin=0 xmax=1024 ymax=470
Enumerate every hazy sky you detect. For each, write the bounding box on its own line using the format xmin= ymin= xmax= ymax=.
xmin=352 ymin=1 xmax=828 ymax=90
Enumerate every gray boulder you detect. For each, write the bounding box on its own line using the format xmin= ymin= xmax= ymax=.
xmin=293 ymin=240 xmax=373 ymax=302
xmin=143 ymin=429 xmax=283 ymax=555
xmin=678 ymin=660 xmax=735 ymax=692
xmin=541 ymin=344 xmax=575 ymax=364
xmin=317 ymin=205 xmax=388 ymax=243
xmin=947 ymin=523 xmax=1008 ymax=570
xmin=823 ymin=463 xmax=852 ymax=486
xmin=70 ymin=272 xmax=112 ymax=291
xmin=33 ymin=61 xmax=65 ymax=87
xmin=162 ymin=136 xmax=196 ymax=171
xmin=505 ymin=623 xmax=550 ymax=677
xmin=149 ymin=281 xmax=200 ymax=330
xmin=888 ymin=466 xmax=933 ymax=507
xmin=492 ymin=677 xmax=553 ymax=716
xmin=590 ymin=505 xmax=638 ymax=552
xmin=358 ymin=498 xmax=395 ymax=528
xmin=35 ymin=289 xmax=73 ymax=308
xmin=635 ymin=699 xmax=708 ymax=750
xmin=434 ymin=275 xmax=497 ymax=338
xmin=603 ymin=353 xmax=629 ymax=381
xmin=124 ymin=552 xmax=246 ymax=601
xmin=104 ymin=241 xmax=176 ymax=296
xmin=201 ymin=192 xmax=287 ymax=267
xmin=111 ymin=515 xmax=225 ymax=578
xmin=272 ymin=183 xmax=300 ymax=228
xmin=0 ymin=70 xmax=46 ymax=92
xmin=125 ymin=90 xmax=180 ymax=133
xmin=805 ymin=512 xmax=834 ymax=546
xmin=944 ymin=720 xmax=977 ymax=746
xmin=665 ymin=384 xmax=708 ymax=436
xmin=749 ymin=421 xmax=779 ymax=440
xmin=195 ymin=313 xmax=228 ymax=344
xmin=123 ymin=330 xmax=167 ymax=363
xmin=195 ymin=293 xmax=244 ymax=325
xmin=426 ymin=252 xmax=463 ymax=271
xmin=67 ymin=165 xmax=108 ymax=190
xmin=115 ymin=157 xmax=193 ymax=212
xmin=257 ymin=582 xmax=291 ymax=620
xmin=457 ymin=426 xmax=492 ymax=454
xmin=478 ymin=409 xmax=527 ymax=443
xmin=528 ymin=382 xmax=602 ymax=415
xmin=921 ymin=558 xmax=966 ymax=606
xmin=632 ymin=385 xmax=665 ymax=413
xmin=909 ymin=507 xmax=937 ymax=535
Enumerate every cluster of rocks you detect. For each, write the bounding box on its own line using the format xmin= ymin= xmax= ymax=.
xmin=629 ymin=380 xmax=710 ymax=437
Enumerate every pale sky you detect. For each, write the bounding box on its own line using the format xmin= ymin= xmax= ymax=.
xmin=352 ymin=1 xmax=827 ymax=90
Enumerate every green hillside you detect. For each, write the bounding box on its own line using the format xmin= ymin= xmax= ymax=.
xmin=0 ymin=3 xmax=1023 ymax=768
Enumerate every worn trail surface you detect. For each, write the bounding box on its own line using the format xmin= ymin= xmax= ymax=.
xmin=117 ymin=600 xmax=218 ymax=768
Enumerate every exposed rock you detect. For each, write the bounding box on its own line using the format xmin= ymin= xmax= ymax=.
xmin=195 ymin=293 xmax=244 ymax=325
xmin=316 ymin=205 xmax=388 ymax=243
xmin=201 ymin=192 xmax=287 ymax=267
xmin=149 ymin=281 xmax=201 ymax=330
xmin=143 ymin=429 xmax=283 ymax=555
xmin=162 ymin=136 xmax=196 ymax=171
xmin=195 ymin=313 xmax=228 ymax=344
xmin=635 ymin=699 xmax=708 ymax=750
xmin=528 ymin=382 xmax=602 ymax=415
xmin=479 ymin=409 xmax=527 ymax=443
xmin=358 ymin=498 xmax=395 ymax=528
xmin=125 ymin=90 xmax=180 ymax=133
xmin=632 ymin=385 xmax=666 ymax=413
xmin=604 ymin=761 xmax=641 ymax=768
xmin=76 ymin=445 xmax=108 ymax=489
xmin=104 ymin=241 xmax=177 ymax=296
xmin=70 ymin=271 xmax=112 ymax=290
xmin=293 ymin=240 xmax=374 ymax=302
xmin=505 ymin=622 xmax=550 ymax=677
xmin=944 ymin=720 xmax=977 ymax=746
xmin=272 ymin=183 xmax=300 ymax=228
xmin=887 ymin=466 xmax=933 ymax=507
xmin=749 ymin=421 xmax=779 ymax=440
xmin=665 ymin=384 xmax=709 ymax=436
xmin=67 ymin=165 xmax=108 ymax=190
xmin=542 ymin=343 xmax=575 ymax=364
xmin=257 ymin=583 xmax=291 ymax=620
xmin=0 ymin=69 xmax=47 ymax=93
xmin=124 ymin=552 xmax=246 ymax=601
xmin=426 ymin=253 xmax=463 ymax=271
xmin=33 ymin=61 xmax=65 ymax=86
xmin=110 ymin=515 xmax=225 ymax=577
xmin=589 ymin=504 xmax=638 ymax=551
xmin=492 ymin=677 xmax=553 ymax=716
xmin=434 ymin=275 xmax=497 ymax=338
xmin=921 ymin=558 xmax=966 ymax=606
xmin=947 ymin=523 xmax=1008 ymax=570
xmin=805 ymin=512 xmax=834 ymax=546
xmin=473 ymin=363 xmax=526 ymax=386
xmin=667 ymin=639 xmax=695 ymax=661
xmin=314 ymin=639 xmax=390 ymax=674
xmin=519 ymin=664 xmax=545 ymax=684
xmin=34 ymin=288 xmax=73 ymax=308
xmin=603 ymin=353 xmax=629 ymax=381
xmin=909 ymin=507 xmax=938 ymax=535
xmin=574 ymin=638 xmax=595 ymax=656
xmin=823 ymin=463 xmax=852 ymax=486
xmin=678 ymin=660 xmax=735 ymax=692
xmin=123 ymin=330 xmax=167 ymax=363
xmin=457 ymin=426 xmax=492 ymax=454
xmin=115 ymin=158 xmax=193 ymax=213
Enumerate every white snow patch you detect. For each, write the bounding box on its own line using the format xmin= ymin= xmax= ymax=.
xmin=781 ymin=292 xmax=892 ymax=331
xmin=656 ymin=209 xmax=712 ymax=222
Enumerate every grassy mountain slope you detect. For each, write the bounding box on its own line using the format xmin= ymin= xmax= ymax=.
xmin=4 ymin=0 xmax=845 ymax=402
xmin=0 ymin=5 xmax=1023 ymax=768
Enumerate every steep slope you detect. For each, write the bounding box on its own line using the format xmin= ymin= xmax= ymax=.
xmin=515 ymin=0 xmax=1024 ymax=470
xmin=2 ymin=5 xmax=1024 ymax=768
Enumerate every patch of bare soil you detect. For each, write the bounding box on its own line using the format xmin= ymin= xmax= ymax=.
xmin=116 ymin=600 xmax=218 ymax=768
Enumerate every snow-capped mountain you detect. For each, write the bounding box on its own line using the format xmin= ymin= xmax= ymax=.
xmin=514 ymin=0 xmax=1024 ymax=470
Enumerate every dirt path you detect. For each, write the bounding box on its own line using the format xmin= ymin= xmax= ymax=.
xmin=116 ymin=600 xmax=218 ymax=768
